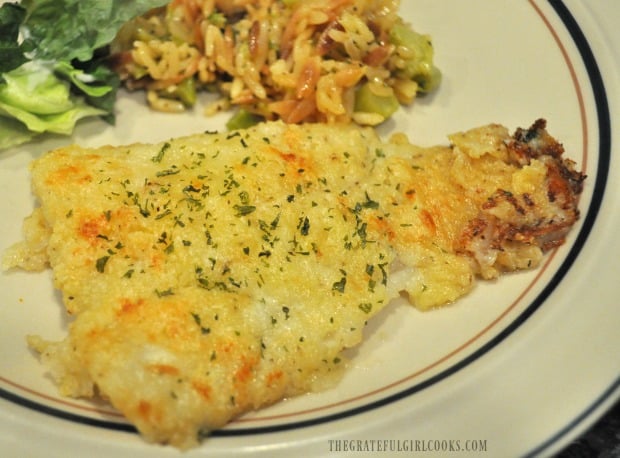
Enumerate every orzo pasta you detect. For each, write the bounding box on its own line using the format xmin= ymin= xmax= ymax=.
xmin=110 ymin=0 xmax=440 ymax=127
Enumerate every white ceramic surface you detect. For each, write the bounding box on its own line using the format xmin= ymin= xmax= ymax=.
xmin=1 ymin=1 xmax=619 ymax=456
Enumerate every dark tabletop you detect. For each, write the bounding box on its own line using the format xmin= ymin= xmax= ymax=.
xmin=556 ymin=400 xmax=620 ymax=457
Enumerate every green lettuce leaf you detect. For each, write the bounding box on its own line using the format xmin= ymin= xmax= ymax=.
xmin=0 ymin=63 xmax=75 ymax=115
xmin=0 ymin=0 xmax=167 ymax=151
xmin=59 ymin=60 xmax=121 ymax=123
xmin=54 ymin=62 xmax=114 ymax=99
xmin=21 ymin=0 xmax=169 ymax=63
xmin=0 ymin=62 xmax=106 ymax=149
xmin=0 ymin=3 xmax=28 ymax=74
xmin=0 ymin=116 xmax=37 ymax=150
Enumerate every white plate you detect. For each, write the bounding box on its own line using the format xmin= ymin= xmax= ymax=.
xmin=1 ymin=1 xmax=619 ymax=456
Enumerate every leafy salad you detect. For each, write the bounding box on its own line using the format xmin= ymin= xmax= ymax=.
xmin=0 ymin=0 xmax=167 ymax=150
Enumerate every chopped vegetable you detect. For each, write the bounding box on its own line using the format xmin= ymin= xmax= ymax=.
xmin=0 ymin=0 xmax=168 ymax=151
xmin=354 ymin=82 xmax=400 ymax=121
xmin=389 ymin=21 xmax=442 ymax=93
xmin=174 ymin=78 xmax=197 ymax=107
xmin=226 ymin=109 xmax=263 ymax=131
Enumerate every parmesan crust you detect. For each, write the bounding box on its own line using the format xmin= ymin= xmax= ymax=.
xmin=4 ymin=120 xmax=584 ymax=448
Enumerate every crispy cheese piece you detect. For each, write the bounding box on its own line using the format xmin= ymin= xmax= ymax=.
xmin=4 ymin=120 xmax=584 ymax=448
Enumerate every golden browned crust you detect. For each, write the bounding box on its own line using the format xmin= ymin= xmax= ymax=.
xmin=4 ymin=120 xmax=584 ymax=448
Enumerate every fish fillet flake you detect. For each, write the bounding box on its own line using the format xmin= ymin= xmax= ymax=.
xmin=4 ymin=119 xmax=584 ymax=448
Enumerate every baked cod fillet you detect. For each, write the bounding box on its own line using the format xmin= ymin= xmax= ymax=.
xmin=3 ymin=119 xmax=584 ymax=448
